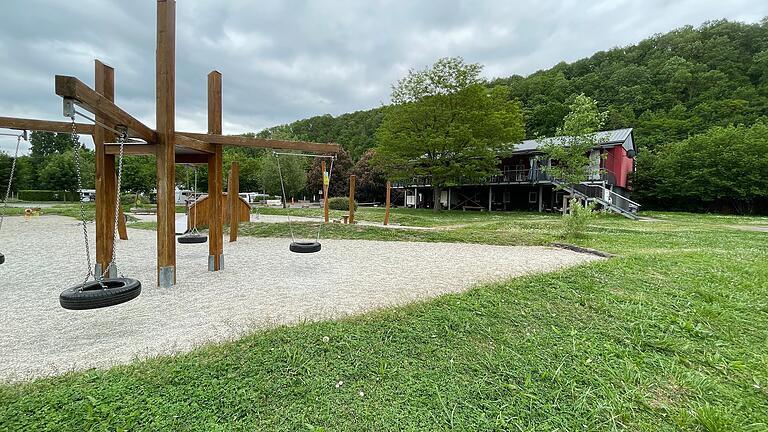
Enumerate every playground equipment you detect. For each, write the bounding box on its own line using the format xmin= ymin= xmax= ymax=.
xmin=274 ymin=151 xmax=336 ymax=253
xmin=178 ymin=166 xmax=207 ymax=244
xmin=0 ymin=0 xmax=339 ymax=288
xmin=0 ymin=130 xmax=27 ymax=265
xmin=59 ymin=121 xmax=141 ymax=310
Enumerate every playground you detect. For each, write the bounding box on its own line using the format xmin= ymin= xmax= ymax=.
xmin=0 ymin=214 xmax=599 ymax=382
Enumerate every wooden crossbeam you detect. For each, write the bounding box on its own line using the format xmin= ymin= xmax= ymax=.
xmin=104 ymin=144 xmax=156 ymax=155
xmin=55 ymin=75 xmax=157 ymax=143
xmin=177 ymin=131 xmax=340 ymax=153
xmin=175 ymin=133 xmax=214 ymax=153
xmin=0 ymin=116 xmax=95 ymax=135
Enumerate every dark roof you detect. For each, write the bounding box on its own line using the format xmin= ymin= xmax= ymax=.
xmin=513 ymin=128 xmax=634 ymax=153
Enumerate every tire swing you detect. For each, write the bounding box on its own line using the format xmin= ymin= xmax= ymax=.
xmin=0 ymin=130 xmax=26 ymax=266
xmin=59 ymin=111 xmax=141 ymax=310
xmin=274 ymin=152 xmax=335 ymax=254
xmin=178 ymin=166 xmax=207 ymax=244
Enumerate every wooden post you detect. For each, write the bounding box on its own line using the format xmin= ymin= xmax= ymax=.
xmin=156 ymin=0 xmax=176 ymax=287
xmin=228 ymin=161 xmax=240 ymax=242
xmin=322 ymin=160 xmax=329 ymax=223
xmin=207 ymin=71 xmax=223 ymax=271
xmin=384 ymin=180 xmax=391 ymax=225
xmin=348 ymin=174 xmax=356 ymax=224
xmin=94 ymin=60 xmax=117 ymax=277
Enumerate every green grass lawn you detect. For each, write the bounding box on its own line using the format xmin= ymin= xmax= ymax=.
xmin=3 ymin=209 xmax=768 ymax=431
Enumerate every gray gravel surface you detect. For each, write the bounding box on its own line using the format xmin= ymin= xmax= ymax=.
xmin=0 ymin=215 xmax=601 ymax=382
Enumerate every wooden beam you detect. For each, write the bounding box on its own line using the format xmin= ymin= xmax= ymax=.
xmin=94 ymin=60 xmax=117 ymax=277
xmin=322 ymin=160 xmax=329 ymax=223
xmin=175 ymin=133 xmax=214 ymax=153
xmin=177 ymin=131 xmax=340 ymax=154
xmin=207 ymin=70 xmax=223 ymax=271
xmin=228 ymin=161 xmax=240 ymax=242
xmin=55 ymin=75 xmax=157 ymax=143
xmin=0 ymin=117 xmax=95 ymax=135
xmin=348 ymin=174 xmax=356 ymax=224
xmin=384 ymin=180 xmax=391 ymax=225
xmin=156 ymin=0 xmax=176 ymax=287
xmin=105 ymin=144 xmax=156 ymax=155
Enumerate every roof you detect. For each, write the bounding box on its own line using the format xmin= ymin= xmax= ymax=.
xmin=513 ymin=128 xmax=634 ymax=153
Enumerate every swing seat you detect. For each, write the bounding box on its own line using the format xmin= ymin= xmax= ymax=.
xmin=60 ymin=278 xmax=142 ymax=310
xmin=290 ymin=241 xmax=321 ymax=253
xmin=0 ymin=253 xmax=4 ymax=265
xmin=178 ymin=233 xmax=208 ymax=244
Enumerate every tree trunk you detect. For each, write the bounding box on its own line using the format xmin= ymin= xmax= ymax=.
xmin=432 ymin=186 xmax=441 ymax=213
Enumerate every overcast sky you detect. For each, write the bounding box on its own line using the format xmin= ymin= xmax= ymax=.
xmin=1 ymin=0 xmax=766 ymax=153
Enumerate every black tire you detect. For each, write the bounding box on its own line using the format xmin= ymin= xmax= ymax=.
xmin=289 ymin=241 xmax=322 ymax=253
xmin=60 ymin=278 xmax=142 ymax=310
xmin=178 ymin=234 xmax=208 ymax=244
xmin=0 ymin=253 xmax=4 ymax=265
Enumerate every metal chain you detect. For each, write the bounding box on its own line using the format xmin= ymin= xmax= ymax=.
xmin=274 ymin=153 xmax=296 ymax=243
xmin=191 ymin=167 xmax=200 ymax=234
xmin=0 ymin=134 xmax=23 ymax=233
xmin=101 ymin=129 xmax=127 ymax=279
xmin=316 ymin=156 xmax=335 ymax=241
xmin=70 ymin=116 xmax=94 ymax=285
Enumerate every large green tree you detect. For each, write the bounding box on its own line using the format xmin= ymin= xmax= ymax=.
xmin=540 ymin=94 xmax=608 ymax=190
xmin=259 ymin=154 xmax=307 ymax=206
xmin=373 ymin=57 xmax=525 ymax=211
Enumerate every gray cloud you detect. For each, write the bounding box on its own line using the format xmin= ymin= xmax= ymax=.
xmin=1 ymin=0 xmax=766 ymax=153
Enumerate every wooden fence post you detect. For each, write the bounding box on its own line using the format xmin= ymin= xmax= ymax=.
xmin=348 ymin=174 xmax=356 ymax=224
xmin=384 ymin=180 xmax=391 ymax=225
xmin=228 ymin=161 xmax=240 ymax=242
xmin=322 ymin=160 xmax=329 ymax=223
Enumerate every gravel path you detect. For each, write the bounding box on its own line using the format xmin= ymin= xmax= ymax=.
xmin=0 ymin=215 xmax=601 ymax=382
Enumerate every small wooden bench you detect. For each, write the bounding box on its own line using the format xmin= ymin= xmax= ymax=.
xmin=462 ymin=206 xmax=484 ymax=212
xmin=341 ymin=214 xmax=350 ymax=224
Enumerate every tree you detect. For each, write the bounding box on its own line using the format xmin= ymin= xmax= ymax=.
xmin=352 ymin=148 xmax=387 ymax=203
xmin=38 ymin=150 xmax=95 ymax=193
xmin=30 ymin=131 xmax=76 ymax=160
xmin=373 ymin=57 xmax=525 ymax=211
xmin=258 ymin=154 xmax=307 ymax=206
xmin=121 ymin=156 xmax=156 ymax=196
xmin=540 ymin=94 xmax=608 ymax=190
xmin=306 ymin=147 xmax=353 ymax=199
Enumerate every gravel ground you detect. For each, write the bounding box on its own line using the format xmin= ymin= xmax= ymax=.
xmin=0 ymin=215 xmax=601 ymax=382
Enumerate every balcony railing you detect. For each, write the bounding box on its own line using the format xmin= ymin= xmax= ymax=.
xmin=393 ymin=169 xmax=619 ymax=188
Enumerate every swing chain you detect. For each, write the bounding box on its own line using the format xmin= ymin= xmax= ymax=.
xmin=0 ymin=133 xmax=24 ymax=233
xmin=102 ymin=127 xmax=128 ymax=279
xmin=70 ymin=116 xmax=94 ymax=285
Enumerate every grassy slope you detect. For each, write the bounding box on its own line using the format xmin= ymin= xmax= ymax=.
xmin=2 ymin=209 xmax=768 ymax=431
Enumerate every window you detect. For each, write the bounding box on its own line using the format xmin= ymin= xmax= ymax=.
xmin=528 ymin=192 xmax=537 ymax=203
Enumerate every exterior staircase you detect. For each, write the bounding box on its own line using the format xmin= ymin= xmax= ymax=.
xmin=553 ymin=179 xmax=641 ymax=220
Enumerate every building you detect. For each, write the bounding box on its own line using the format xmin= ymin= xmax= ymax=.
xmin=394 ymin=128 xmax=641 ymax=218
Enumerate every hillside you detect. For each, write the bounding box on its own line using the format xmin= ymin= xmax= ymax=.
xmin=258 ymin=18 xmax=768 ymax=156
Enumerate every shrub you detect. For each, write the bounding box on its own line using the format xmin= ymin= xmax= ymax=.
xmin=562 ymin=198 xmax=596 ymax=238
xmin=328 ymin=196 xmax=357 ymax=211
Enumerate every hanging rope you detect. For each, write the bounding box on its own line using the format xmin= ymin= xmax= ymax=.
xmin=0 ymin=133 xmax=24 ymax=233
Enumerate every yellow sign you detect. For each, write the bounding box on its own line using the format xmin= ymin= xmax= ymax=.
xmin=323 ymin=171 xmax=330 ymax=186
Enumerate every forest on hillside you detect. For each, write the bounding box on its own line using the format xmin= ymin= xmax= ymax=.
xmin=255 ymin=18 xmax=768 ymax=212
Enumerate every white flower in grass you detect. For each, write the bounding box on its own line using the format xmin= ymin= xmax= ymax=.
xmin=335 ymin=380 xmax=344 ymax=388
xmin=322 ymin=336 xmax=330 ymax=343
xmin=359 ymin=391 xmax=365 ymax=397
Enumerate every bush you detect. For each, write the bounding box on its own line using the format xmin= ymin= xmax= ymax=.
xmin=328 ymin=196 xmax=357 ymax=211
xmin=562 ymin=198 xmax=596 ymax=238
xmin=18 ymin=190 xmax=78 ymax=202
